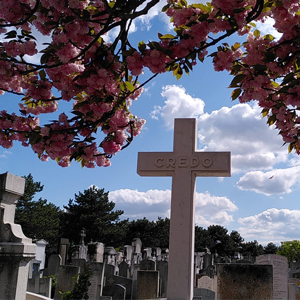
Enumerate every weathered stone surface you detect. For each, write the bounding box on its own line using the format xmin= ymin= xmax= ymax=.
xmin=217 ymin=263 xmax=273 ymax=300
xmin=138 ymin=119 xmax=231 ymax=300
xmin=256 ymin=254 xmax=288 ymax=300
xmin=136 ymin=270 xmax=159 ymax=299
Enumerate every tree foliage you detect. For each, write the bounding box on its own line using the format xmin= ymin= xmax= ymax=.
xmin=1 ymin=0 xmax=300 ymax=167
xmin=277 ymin=240 xmax=300 ymax=262
xmin=15 ymin=174 xmax=61 ymax=250
xmin=60 ymin=186 xmax=124 ymax=245
xmin=263 ymin=242 xmax=279 ymax=254
xmin=122 ymin=217 xmax=170 ymax=248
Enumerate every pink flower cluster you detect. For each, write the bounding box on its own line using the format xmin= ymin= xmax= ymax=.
xmin=1 ymin=0 xmax=300 ymax=164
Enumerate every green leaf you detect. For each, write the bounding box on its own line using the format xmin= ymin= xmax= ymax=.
xmin=39 ymin=70 xmax=46 ymax=81
xmin=264 ymin=34 xmax=274 ymax=41
xmin=125 ymin=81 xmax=135 ymax=92
xmin=192 ymin=3 xmax=210 ymax=12
xmin=178 ymin=0 xmax=188 ymax=7
xmin=271 ymin=81 xmax=279 ymax=88
xmin=253 ymin=29 xmax=260 ymax=38
xmin=281 ymin=73 xmax=295 ymax=86
xmin=231 ymin=88 xmax=241 ymax=100
xmin=159 ymin=34 xmax=175 ymax=40
xmin=5 ymin=30 xmax=17 ymax=39
xmin=267 ymin=114 xmax=277 ymax=126
xmin=288 ymin=142 xmax=294 ymax=153
xmin=162 ymin=4 xmax=170 ymax=12
xmin=231 ymin=42 xmax=241 ymax=51
xmin=229 ymin=74 xmax=247 ymax=88
xmin=138 ymin=41 xmax=146 ymax=52
xmin=261 ymin=108 xmax=269 ymax=118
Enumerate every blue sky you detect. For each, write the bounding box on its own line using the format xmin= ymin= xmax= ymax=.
xmin=1 ymin=1 xmax=300 ymax=246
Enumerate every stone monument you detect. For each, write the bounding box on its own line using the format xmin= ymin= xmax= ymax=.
xmin=137 ymin=118 xmax=231 ymax=300
xmin=0 ymin=172 xmax=36 ymax=300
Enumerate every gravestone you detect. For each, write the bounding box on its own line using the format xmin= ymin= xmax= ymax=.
xmin=0 ymin=172 xmax=36 ymax=300
xmin=119 ymin=261 xmax=130 ymax=278
xmin=140 ymin=259 xmax=156 ymax=270
xmin=217 ymin=263 xmax=273 ymax=300
xmin=103 ymin=275 xmax=133 ymax=300
xmin=131 ymin=264 xmax=141 ymax=299
xmin=35 ymin=239 xmax=48 ymax=271
xmin=54 ymin=265 xmax=80 ymax=299
xmin=138 ymin=118 xmax=231 ymax=300
xmin=123 ymin=245 xmax=133 ymax=264
xmin=58 ymin=238 xmax=69 ymax=265
xmin=256 ymin=254 xmax=288 ymax=300
xmin=153 ymin=247 xmax=162 ymax=260
xmin=197 ymin=275 xmax=213 ymax=290
xmin=88 ymin=262 xmax=105 ymax=300
xmin=105 ymin=247 xmax=117 ymax=266
xmin=157 ymin=260 xmax=168 ymax=298
xmin=27 ymin=272 xmax=52 ymax=298
xmin=44 ymin=254 xmax=61 ymax=276
xmin=193 ymin=287 xmax=215 ymax=300
xmin=142 ymin=248 xmax=152 ymax=260
xmin=288 ymin=278 xmax=300 ymax=300
xmin=136 ymin=270 xmax=159 ymax=299
xmin=132 ymin=238 xmax=142 ymax=253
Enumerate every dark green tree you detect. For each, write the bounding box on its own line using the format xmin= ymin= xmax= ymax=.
xmin=15 ymin=174 xmax=61 ymax=250
xmin=207 ymin=225 xmax=234 ymax=257
xmin=194 ymin=226 xmax=214 ymax=252
xmin=240 ymin=240 xmax=264 ymax=257
xmin=122 ymin=217 xmax=170 ymax=248
xmin=264 ymin=242 xmax=279 ymax=254
xmin=123 ymin=217 xmax=156 ymax=246
xmin=230 ymin=230 xmax=244 ymax=254
xmin=60 ymin=186 xmax=124 ymax=246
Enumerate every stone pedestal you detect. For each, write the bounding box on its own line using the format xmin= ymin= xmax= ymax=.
xmin=0 ymin=172 xmax=36 ymax=300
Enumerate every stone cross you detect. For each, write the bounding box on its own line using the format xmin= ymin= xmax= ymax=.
xmin=137 ymin=118 xmax=231 ymax=300
xmin=80 ymin=228 xmax=86 ymax=245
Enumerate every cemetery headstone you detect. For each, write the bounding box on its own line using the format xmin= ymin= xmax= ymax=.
xmin=136 ymin=270 xmax=159 ymax=300
xmin=0 ymin=172 xmax=36 ymax=300
xmin=119 ymin=261 xmax=130 ymax=278
xmin=58 ymin=238 xmax=69 ymax=265
xmin=138 ymin=118 xmax=231 ymax=300
xmin=140 ymin=259 xmax=156 ymax=271
xmin=87 ymin=262 xmax=105 ymax=300
xmin=132 ymin=238 xmax=142 ymax=253
xmin=142 ymin=248 xmax=152 ymax=260
xmin=131 ymin=264 xmax=141 ymax=299
xmin=217 ymin=263 xmax=273 ymax=300
xmin=43 ymin=254 xmax=61 ymax=277
xmin=103 ymin=275 xmax=133 ymax=300
xmin=197 ymin=275 xmax=213 ymax=290
xmin=157 ymin=260 xmax=168 ymax=298
xmin=54 ymin=265 xmax=80 ymax=299
xmin=123 ymin=245 xmax=133 ymax=264
xmin=35 ymin=239 xmax=48 ymax=271
xmin=193 ymin=287 xmax=215 ymax=300
xmin=256 ymin=254 xmax=288 ymax=300
xmin=288 ymin=278 xmax=300 ymax=300
xmin=27 ymin=272 xmax=52 ymax=298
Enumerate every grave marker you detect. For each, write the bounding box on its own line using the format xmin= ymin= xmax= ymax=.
xmin=138 ymin=118 xmax=231 ymax=300
xmin=256 ymin=254 xmax=288 ymax=300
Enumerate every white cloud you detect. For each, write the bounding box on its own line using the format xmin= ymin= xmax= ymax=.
xmin=197 ymin=103 xmax=288 ymax=173
xmin=150 ymin=85 xmax=205 ymax=129
xmin=109 ymin=188 xmax=237 ymax=226
xmin=238 ymin=208 xmax=300 ymax=244
xmin=195 ymin=192 xmax=238 ymax=226
xmin=236 ymin=166 xmax=300 ymax=196
xmin=255 ymin=17 xmax=282 ymax=40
